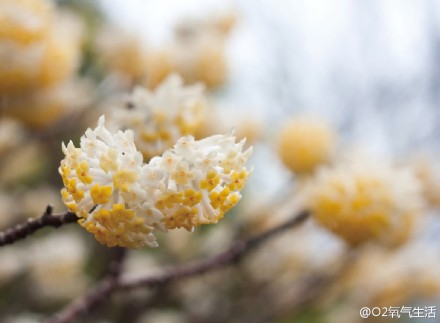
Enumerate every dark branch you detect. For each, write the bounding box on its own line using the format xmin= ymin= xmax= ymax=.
xmin=0 ymin=205 xmax=77 ymax=247
xmin=121 ymin=209 xmax=310 ymax=290
xmin=47 ymin=210 xmax=309 ymax=322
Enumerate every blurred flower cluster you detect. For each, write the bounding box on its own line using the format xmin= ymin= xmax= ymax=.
xmin=1 ymin=0 xmax=440 ymax=322
xmin=0 ymin=0 xmax=89 ymax=128
xmin=93 ymin=11 xmax=235 ymax=90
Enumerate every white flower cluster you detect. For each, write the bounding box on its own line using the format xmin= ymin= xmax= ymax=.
xmin=60 ymin=116 xmax=252 ymax=248
xmin=108 ymin=74 xmax=206 ymax=160
xmin=145 ymin=133 xmax=252 ymax=231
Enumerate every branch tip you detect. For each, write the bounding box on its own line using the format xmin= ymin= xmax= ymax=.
xmin=44 ymin=205 xmax=54 ymax=217
xmin=0 ymin=208 xmax=77 ymax=247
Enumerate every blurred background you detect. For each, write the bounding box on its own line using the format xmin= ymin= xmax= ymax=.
xmin=97 ymin=0 xmax=440 ymax=151
xmin=1 ymin=0 xmax=440 ymax=322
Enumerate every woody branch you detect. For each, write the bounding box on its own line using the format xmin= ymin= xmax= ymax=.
xmin=48 ymin=210 xmax=310 ymax=322
xmin=0 ymin=205 xmax=77 ymax=247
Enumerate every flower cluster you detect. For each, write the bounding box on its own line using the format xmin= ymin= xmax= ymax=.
xmin=59 ymin=116 xmax=252 ymax=248
xmin=0 ymin=0 xmax=82 ymax=93
xmin=60 ymin=116 xmax=159 ymax=248
xmin=108 ymin=74 xmax=206 ymax=160
xmin=306 ymin=158 xmax=423 ymax=247
xmin=0 ymin=0 xmax=85 ymax=127
xmin=0 ymin=0 xmax=52 ymax=44
xmin=147 ymin=132 xmax=252 ymax=231
xmin=278 ymin=117 xmax=335 ymax=175
xmin=171 ymin=12 xmax=235 ymax=89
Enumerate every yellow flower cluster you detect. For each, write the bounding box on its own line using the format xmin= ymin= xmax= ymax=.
xmin=146 ymin=134 xmax=252 ymax=231
xmin=171 ymin=12 xmax=236 ymax=88
xmin=0 ymin=0 xmax=52 ymax=43
xmin=306 ymin=159 xmax=423 ymax=247
xmin=94 ymin=12 xmax=235 ymax=90
xmin=59 ymin=117 xmax=157 ymax=248
xmin=108 ymin=74 xmax=207 ymax=160
xmin=0 ymin=0 xmax=85 ymax=127
xmin=278 ymin=117 xmax=336 ymax=175
xmin=59 ymin=116 xmax=252 ymax=248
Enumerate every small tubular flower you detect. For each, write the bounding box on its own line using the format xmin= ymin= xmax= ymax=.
xmin=108 ymin=73 xmax=206 ymax=160
xmin=142 ymin=133 xmax=253 ymax=231
xmin=60 ymin=116 xmax=252 ymax=248
xmin=278 ymin=117 xmax=335 ymax=175
xmin=306 ymin=159 xmax=423 ymax=247
xmin=59 ymin=116 xmax=161 ymax=248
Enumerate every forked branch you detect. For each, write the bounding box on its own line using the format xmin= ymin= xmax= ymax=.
xmin=0 ymin=205 xmax=77 ymax=246
xmin=48 ymin=210 xmax=310 ymax=322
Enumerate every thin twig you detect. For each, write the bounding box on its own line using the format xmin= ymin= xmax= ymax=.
xmin=48 ymin=247 xmax=127 ymax=323
xmin=0 ymin=206 xmax=77 ymax=247
xmin=121 ymin=209 xmax=310 ymax=289
xmin=47 ymin=210 xmax=309 ymax=323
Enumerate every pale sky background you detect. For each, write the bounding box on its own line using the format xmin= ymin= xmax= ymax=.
xmin=98 ymin=0 xmax=440 ymax=157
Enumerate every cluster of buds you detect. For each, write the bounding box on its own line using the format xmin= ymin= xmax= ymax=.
xmin=59 ymin=116 xmax=252 ymax=248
